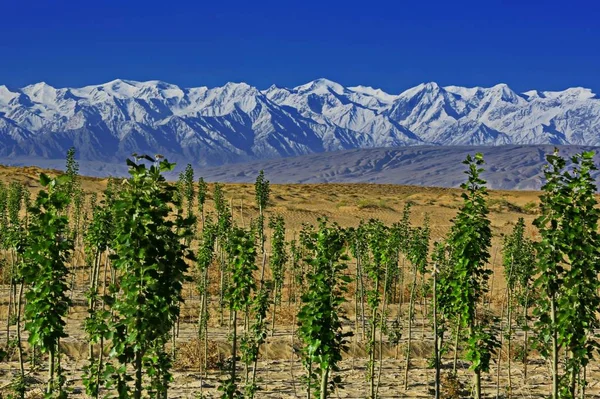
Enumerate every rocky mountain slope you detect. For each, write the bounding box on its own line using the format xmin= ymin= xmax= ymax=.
xmin=0 ymin=79 xmax=598 ymax=168
xmin=191 ymin=145 xmax=600 ymax=190
xmin=5 ymin=145 xmax=600 ymax=191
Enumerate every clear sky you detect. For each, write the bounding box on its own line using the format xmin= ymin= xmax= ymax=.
xmin=1 ymin=0 xmax=599 ymax=93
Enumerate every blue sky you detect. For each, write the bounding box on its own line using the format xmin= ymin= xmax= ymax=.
xmin=1 ymin=0 xmax=599 ymax=93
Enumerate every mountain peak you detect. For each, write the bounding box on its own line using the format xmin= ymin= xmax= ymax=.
xmin=21 ymin=82 xmax=58 ymax=102
xmin=398 ymin=82 xmax=444 ymax=101
xmin=471 ymin=83 xmax=522 ymax=105
xmin=218 ymin=82 xmax=260 ymax=97
xmin=418 ymin=82 xmax=441 ymax=91
xmin=557 ymin=87 xmax=596 ymax=100
xmin=0 ymin=85 xmax=19 ymax=106
xmin=348 ymin=85 xmax=398 ymax=104
xmin=1 ymin=78 xmax=599 ymax=168
xmin=295 ymin=78 xmax=345 ymax=94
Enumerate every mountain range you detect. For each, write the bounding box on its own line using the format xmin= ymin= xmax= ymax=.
xmin=1 ymin=78 xmax=599 ymax=169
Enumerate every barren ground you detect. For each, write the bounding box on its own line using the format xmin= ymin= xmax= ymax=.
xmin=1 ymin=164 xmax=598 ymax=398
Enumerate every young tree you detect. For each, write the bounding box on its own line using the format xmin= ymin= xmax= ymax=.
xmin=196 ymin=215 xmax=217 ymax=372
xmin=297 ymin=219 xmax=352 ymax=399
xmin=255 ymin=170 xmax=270 ymax=251
xmin=82 ymin=192 xmax=114 ymax=398
xmin=533 ymin=150 xmax=600 ymax=399
xmin=440 ymin=153 xmax=498 ymax=399
xmin=5 ymin=182 xmax=24 ymax=349
xmin=182 ymin=164 xmax=196 ymax=240
xmin=197 ymin=177 xmax=208 ymax=229
xmin=502 ymin=217 xmax=535 ymax=394
xmin=268 ymin=214 xmax=287 ymax=334
xmin=404 ymin=218 xmax=430 ymax=389
xmin=21 ymin=174 xmax=73 ymax=397
xmin=105 ymin=155 xmax=195 ymax=399
xmin=213 ymin=182 xmax=232 ymax=326
xmin=364 ymin=219 xmax=388 ymax=399
xmin=219 ymin=227 xmax=257 ymax=399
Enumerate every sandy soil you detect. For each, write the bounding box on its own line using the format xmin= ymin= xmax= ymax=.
xmin=2 ymin=164 xmax=599 ymax=398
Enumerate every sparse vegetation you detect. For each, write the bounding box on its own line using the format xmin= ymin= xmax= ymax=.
xmin=1 ymin=148 xmax=600 ymax=399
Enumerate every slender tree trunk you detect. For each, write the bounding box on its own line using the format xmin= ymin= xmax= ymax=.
xmin=320 ymin=366 xmax=330 ymax=399
xmin=259 ymin=250 xmax=267 ymax=285
xmin=134 ymin=348 xmax=143 ymax=399
xmin=452 ymin=318 xmax=461 ymax=373
xmin=219 ymin=247 xmax=226 ymax=326
xmin=433 ymin=266 xmax=440 ymax=399
xmin=47 ymin=348 xmax=55 ymax=395
xmin=240 ymin=199 xmax=244 ymax=227
xmin=203 ymin=280 xmax=209 ymax=376
xmin=16 ymin=280 xmax=25 ymax=386
xmin=420 ymin=272 xmax=427 ymax=339
xmin=523 ymin=292 xmax=529 ymax=383
xmin=96 ymin=336 xmax=103 ymax=399
xmin=88 ymin=250 xmax=101 ymax=361
xmin=475 ymin=368 xmax=482 ymax=399
xmin=399 ymin=257 xmax=406 ymax=316
xmin=358 ymin=258 xmax=366 ymax=340
xmin=271 ymin=288 xmax=277 ymax=336
xmin=290 ymin=311 xmax=297 ymax=397
xmin=244 ymin=307 xmax=250 ymax=385
xmin=6 ymin=261 xmax=15 ymax=347
xmin=551 ymin=296 xmax=559 ymax=399
xmin=496 ymin=290 xmax=507 ymax=399
xmin=376 ymin=301 xmax=385 ymax=398
xmin=581 ymin=365 xmax=586 ymax=399
xmin=306 ymin=360 xmax=312 ymax=399
xmin=471 ymin=323 xmax=481 ymax=399
xmin=404 ymin=265 xmax=418 ymax=390
xmin=369 ymin=279 xmax=379 ymax=399
xmin=231 ymin=309 xmax=238 ymax=397
xmin=250 ymin=311 xmax=265 ymax=394
xmin=354 ymin=258 xmax=360 ymax=341
xmin=569 ymin=349 xmax=576 ymax=399
xmin=507 ymin=287 xmax=513 ymax=397
xmin=375 ymin=270 xmax=389 ymax=398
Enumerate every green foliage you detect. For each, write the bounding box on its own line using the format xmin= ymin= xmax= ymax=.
xmin=213 ymin=182 xmax=231 ymax=238
xmin=288 ymin=238 xmax=302 ymax=303
xmin=196 ymin=215 xmax=217 ymax=338
xmin=197 ymin=177 xmax=208 ymax=224
xmin=241 ymin=282 xmax=270 ymax=386
xmin=269 ymin=215 xmax=288 ymax=304
xmin=254 ymin=170 xmax=270 ymax=254
xmin=64 ymin=147 xmax=79 ymax=197
xmin=105 ymin=155 xmax=195 ymax=399
xmin=533 ymin=149 xmax=600 ymax=398
xmin=408 ymin=216 xmax=430 ymax=275
xmin=0 ymin=181 xmax=8 ymax=248
xmin=254 ymin=170 xmax=270 ymax=213
xmin=225 ymin=227 xmax=258 ymax=312
xmin=297 ymin=219 xmax=352 ymax=399
xmin=438 ymin=153 xmax=498 ymax=398
xmin=183 ymin=164 xmax=195 ymax=214
xmin=503 ymin=218 xmax=535 ymax=292
xmin=219 ymin=227 xmax=257 ymax=399
xmin=81 ymin=189 xmax=115 ymax=397
xmin=6 ymin=181 xmax=25 ymax=249
xmin=21 ymin=173 xmax=73 ymax=396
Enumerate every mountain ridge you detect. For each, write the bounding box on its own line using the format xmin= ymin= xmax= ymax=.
xmin=0 ymin=78 xmax=599 ymax=169
xmin=4 ymin=145 xmax=600 ymax=191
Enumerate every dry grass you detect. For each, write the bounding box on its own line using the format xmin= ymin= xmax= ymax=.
xmin=175 ymin=339 xmax=226 ymax=371
xmin=1 ymin=163 xmax=594 ymax=398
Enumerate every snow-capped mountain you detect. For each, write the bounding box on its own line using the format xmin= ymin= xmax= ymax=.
xmin=0 ymin=78 xmax=598 ymax=166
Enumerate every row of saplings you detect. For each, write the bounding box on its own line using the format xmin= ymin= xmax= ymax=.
xmin=0 ymin=148 xmax=598 ymax=399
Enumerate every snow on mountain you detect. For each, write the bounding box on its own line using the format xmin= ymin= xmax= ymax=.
xmin=0 ymin=78 xmax=599 ymax=167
